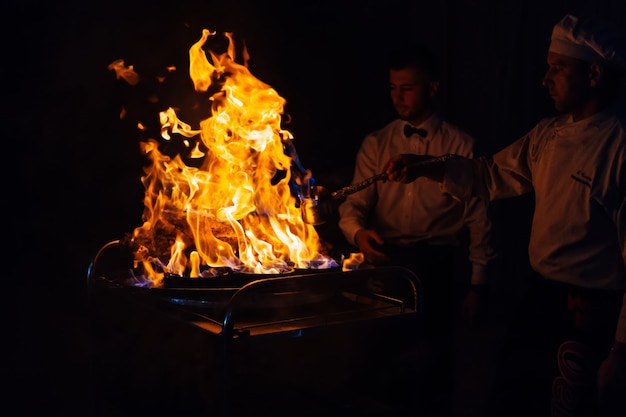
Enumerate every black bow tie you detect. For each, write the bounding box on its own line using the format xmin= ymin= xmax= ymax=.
xmin=404 ymin=124 xmax=427 ymax=138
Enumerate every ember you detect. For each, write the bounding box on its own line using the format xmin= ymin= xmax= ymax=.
xmin=110 ymin=29 xmax=341 ymax=286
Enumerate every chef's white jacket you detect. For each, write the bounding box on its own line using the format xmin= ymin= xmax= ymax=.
xmin=444 ymin=106 xmax=626 ymax=342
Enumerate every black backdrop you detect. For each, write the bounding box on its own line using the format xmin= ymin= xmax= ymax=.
xmin=7 ymin=0 xmax=626 ymax=414
xmin=13 ymin=0 xmax=626 ymax=291
xmin=12 ymin=0 xmax=626 ymax=288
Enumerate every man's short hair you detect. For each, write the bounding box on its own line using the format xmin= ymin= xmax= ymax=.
xmin=387 ymin=42 xmax=441 ymax=81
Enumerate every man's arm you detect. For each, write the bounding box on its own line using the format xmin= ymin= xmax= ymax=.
xmin=384 ymin=153 xmax=479 ymax=201
xmin=463 ymin=196 xmax=498 ymax=286
xmin=459 ymin=194 xmax=499 ymax=327
xmin=338 ymin=136 xmax=380 ymax=246
xmin=384 ymin=153 xmax=446 ymax=183
xmin=385 ymin=136 xmax=537 ymax=203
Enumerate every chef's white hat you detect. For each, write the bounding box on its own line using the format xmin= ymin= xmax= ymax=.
xmin=549 ymin=14 xmax=625 ymax=69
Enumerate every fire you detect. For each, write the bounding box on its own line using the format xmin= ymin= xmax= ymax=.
xmin=342 ymin=252 xmax=365 ymax=272
xmin=112 ymin=29 xmax=338 ymax=286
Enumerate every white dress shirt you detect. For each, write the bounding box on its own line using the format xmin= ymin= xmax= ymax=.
xmin=338 ymin=113 xmax=497 ymax=285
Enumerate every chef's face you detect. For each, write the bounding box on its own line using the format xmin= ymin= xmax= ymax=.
xmin=542 ymin=52 xmax=594 ymax=115
xmin=389 ymin=66 xmax=438 ymax=123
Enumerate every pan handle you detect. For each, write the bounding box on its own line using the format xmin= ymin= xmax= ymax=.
xmin=329 ymin=154 xmax=458 ymax=200
xmin=330 ymin=172 xmax=388 ymax=199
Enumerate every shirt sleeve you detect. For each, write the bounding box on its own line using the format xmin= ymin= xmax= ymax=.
xmin=463 ymin=195 xmax=498 ymax=285
xmin=338 ymin=135 xmax=379 ymax=246
xmin=443 ymin=132 xmax=536 ymax=202
xmin=443 ymin=132 xmax=498 ymax=286
xmin=442 ymin=132 xmax=537 ymax=285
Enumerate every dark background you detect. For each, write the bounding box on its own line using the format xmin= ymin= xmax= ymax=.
xmin=7 ymin=0 xmax=626 ymax=415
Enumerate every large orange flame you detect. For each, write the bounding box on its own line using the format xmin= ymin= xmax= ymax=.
xmin=115 ymin=29 xmax=337 ymax=286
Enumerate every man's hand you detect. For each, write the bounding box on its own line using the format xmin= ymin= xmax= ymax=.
xmin=354 ymin=229 xmax=390 ymax=265
xmin=384 ymin=153 xmax=442 ymax=183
